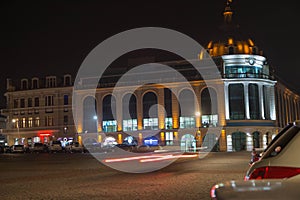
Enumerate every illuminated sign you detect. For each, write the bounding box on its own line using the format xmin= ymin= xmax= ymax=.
xmin=144 ymin=136 xmax=159 ymax=146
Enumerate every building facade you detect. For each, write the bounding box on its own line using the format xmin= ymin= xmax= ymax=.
xmin=2 ymin=1 xmax=300 ymax=151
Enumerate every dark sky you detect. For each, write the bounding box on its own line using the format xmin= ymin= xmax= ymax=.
xmin=0 ymin=0 xmax=300 ymax=108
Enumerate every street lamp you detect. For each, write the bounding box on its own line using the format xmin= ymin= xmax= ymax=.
xmin=64 ymin=126 xmax=68 ymax=134
xmin=93 ymin=115 xmax=98 ymax=132
xmin=12 ymin=119 xmax=20 ymax=144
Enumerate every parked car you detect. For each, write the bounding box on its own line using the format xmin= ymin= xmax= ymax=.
xmin=48 ymin=140 xmax=63 ymax=153
xmin=10 ymin=144 xmax=26 ymax=153
xmin=30 ymin=142 xmax=47 ymax=153
xmin=210 ymin=175 xmax=300 ymax=200
xmin=245 ymin=120 xmax=300 ymax=180
xmin=83 ymin=143 xmax=102 ymax=153
xmin=3 ymin=145 xmax=12 ymax=153
xmin=65 ymin=142 xmax=84 ymax=153
xmin=210 ymin=120 xmax=300 ymax=199
xmin=114 ymin=143 xmax=137 ymax=152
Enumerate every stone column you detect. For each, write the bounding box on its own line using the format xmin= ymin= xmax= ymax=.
xmin=244 ymin=82 xmax=250 ymax=119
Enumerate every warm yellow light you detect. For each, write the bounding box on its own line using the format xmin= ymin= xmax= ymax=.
xmin=207 ymin=41 xmax=213 ymax=49
xmin=223 ymin=11 xmax=232 ymax=15
xmin=221 ymin=129 xmax=226 ymax=137
xmin=244 ymin=44 xmax=249 ymax=54
xmin=160 ymin=132 xmax=165 ymax=142
xmin=78 ymin=135 xmax=82 ymax=145
xmin=228 ymin=38 xmax=233 ymax=45
xmin=173 ymin=116 xmax=178 ymax=129
xmin=77 ymin=124 xmax=83 ymax=133
xmin=138 ymin=120 xmax=143 ymax=130
xmin=98 ymin=135 xmax=102 ymax=143
xmin=174 ymin=132 xmax=178 ymax=140
xmin=118 ymin=133 xmax=122 ymax=144
xmin=138 ymin=133 xmax=143 ymax=144
xmin=198 ymin=51 xmax=204 ymax=60
xmin=213 ymin=46 xmax=218 ymax=56
xmin=248 ymin=39 xmax=254 ymax=46
xmin=237 ymin=43 xmax=243 ymax=52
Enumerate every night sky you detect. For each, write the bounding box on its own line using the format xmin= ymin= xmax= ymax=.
xmin=0 ymin=0 xmax=299 ymax=108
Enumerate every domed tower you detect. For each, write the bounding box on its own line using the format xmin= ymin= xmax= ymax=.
xmin=201 ymin=0 xmax=277 ymax=151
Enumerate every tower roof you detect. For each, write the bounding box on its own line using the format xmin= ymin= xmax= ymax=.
xmin=206 ymin=0 xmax=263 ymax=57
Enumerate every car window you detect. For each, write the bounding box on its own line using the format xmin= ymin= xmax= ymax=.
xmin=263 ymin=122 xmax=293 ymax=153
xmin=263 ymin=126 xmax=300 ymax=158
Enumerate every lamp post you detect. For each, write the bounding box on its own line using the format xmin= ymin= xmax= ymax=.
xmin=93 ymin=115 xmax=98 ymax=132
xmin=64 ymin=126 xmax=68 ymax=134
xmin=12 ymin=119 xmax=19 ymax=145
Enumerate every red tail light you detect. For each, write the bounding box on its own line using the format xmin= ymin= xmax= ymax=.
xmin=247 ymin=166 xmax=300 ymax=180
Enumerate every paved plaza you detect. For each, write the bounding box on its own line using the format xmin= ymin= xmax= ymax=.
xmin=0 ymin=151 xmax=250 ymax=200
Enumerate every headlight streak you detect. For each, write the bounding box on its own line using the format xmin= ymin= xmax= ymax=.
xmin=103 ymin=153 xmax=197 ymax=163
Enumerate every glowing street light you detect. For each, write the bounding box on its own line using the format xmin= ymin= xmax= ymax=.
xmin=12 ymin=119 xmax=20 ymax=144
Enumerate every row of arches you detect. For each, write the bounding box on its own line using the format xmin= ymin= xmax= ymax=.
xmin=82 ymin=87 xmax=219 ymax=133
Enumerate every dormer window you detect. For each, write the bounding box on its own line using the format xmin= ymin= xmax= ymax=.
xmin=64 ymin=74 xmax=72 ymax=86
xmin=32 ymin=77 xmax=39 ymax=89
xmin=46 ymin=76 xmax=57 ymax=88
xmin=21 ymin=79 xmax=28 ymax=90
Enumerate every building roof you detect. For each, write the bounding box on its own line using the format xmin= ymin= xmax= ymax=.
xmin=205 ymin=0 xmax=263 ymax=57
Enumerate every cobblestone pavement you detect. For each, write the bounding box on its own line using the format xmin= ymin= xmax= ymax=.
xmin=0 ymin=151 xmax=250 ymax=200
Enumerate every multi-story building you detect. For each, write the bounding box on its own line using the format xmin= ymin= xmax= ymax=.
xmin=2 ymin=75 xmax=74 ymax=146
xmin=2 ymin=1 xmax=300 ymax=151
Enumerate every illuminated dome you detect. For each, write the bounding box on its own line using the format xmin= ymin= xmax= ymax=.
xmin=205 ymin=0 xmax=263 ymax=57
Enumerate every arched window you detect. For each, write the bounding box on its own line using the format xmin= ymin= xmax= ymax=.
xmin=143 ymin=92 xmax=158 ymax=130
xmin=201 ymin=88 xmax=218 ymax=127
xmin=83 ymin=96 xmax=97 ymax=133
xmin=179 ymin=89 xmax=195 ymax=128
xmin=122 ymin=93 xmax=137 ymax=131
xmin=21 ymin=79 xmax=28 ymax=90
xmin=102 ymin=95 xmax=117 ymax=132
xmin=64 ymin=75 xmax=72 ymax=86
xmin=164 ymin=88 xmax=173 ymax=129
xmin=32 ymin=78 xmax=39 ymax=89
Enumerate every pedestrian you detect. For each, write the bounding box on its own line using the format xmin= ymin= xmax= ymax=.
xmin=249 ymin=148 xmax=259 ymax=165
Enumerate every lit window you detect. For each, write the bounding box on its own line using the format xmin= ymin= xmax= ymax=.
xmin=143 ymin=118 xmax=158 ymax=130
xmin=165 ymin=118 xmax=173 ymax=129
xmin=123 ymin=119 xmax=137 ymax=131
xmin=35 ymin=117 xmax=40 ymax=127
xmin=102 ymin=120 xmax=117 ymax=132
xmin=179 ymin=117 xmax=195 ymax=129
xmin=28 ymin=117 xmax=33 ymax=128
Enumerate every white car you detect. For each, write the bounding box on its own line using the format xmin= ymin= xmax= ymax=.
xmin=49 ymin=141 xmax=63 ymax=153
xmin=245 ymin=121 xmax=300 ymax=180
xmin=210 ymin=175 xmax=300 ymax=200
xmin=11 ymin=144 xmax=25 ymax=153
xmin=65 ymin=142 xmax=83 ymax=153
xmin=210 ymin=120 xmax=300 ymax=199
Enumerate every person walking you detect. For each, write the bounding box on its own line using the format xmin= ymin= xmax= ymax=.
xmin=249 ymin=148 xmax=259 ymax=165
